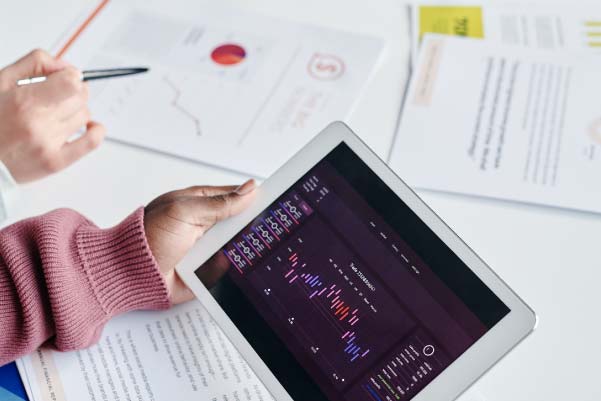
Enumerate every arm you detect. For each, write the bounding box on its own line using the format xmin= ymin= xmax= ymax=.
xmin=0 ymin=179 xmax=256 ymax=366
xmin=0 ymin=207 xmax=169 ymax=366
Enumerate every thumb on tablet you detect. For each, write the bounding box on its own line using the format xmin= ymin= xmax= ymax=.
xmin=144 ymin=180 xmax=257 ymax=304
xmin=192 ymin=179 xmax=257 ymax=232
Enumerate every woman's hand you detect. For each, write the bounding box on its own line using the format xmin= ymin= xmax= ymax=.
xmin=0 ymin=49 xmax=105 ymax=183
xmin=144 ymin=179 xmax=257 ymax=304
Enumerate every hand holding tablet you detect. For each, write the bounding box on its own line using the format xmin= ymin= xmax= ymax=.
xmin=176 ymin=122 xmax=536 ymax=401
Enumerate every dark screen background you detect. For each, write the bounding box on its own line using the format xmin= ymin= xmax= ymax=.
xmin=198 ymin=142 xmax=509 ymax=401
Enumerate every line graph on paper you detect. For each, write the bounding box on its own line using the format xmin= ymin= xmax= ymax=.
xmin=86 ymin=14 xmax=278 ymax=143
xmin=163 ymin=76 xmax=203 ymax=136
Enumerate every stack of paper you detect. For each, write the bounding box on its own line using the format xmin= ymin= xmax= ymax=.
xmin=389 ymin=3 xmax=601 ymax=214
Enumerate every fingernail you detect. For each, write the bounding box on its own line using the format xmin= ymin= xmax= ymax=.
xmin=235 ymin=179 xmax=256 ymax=195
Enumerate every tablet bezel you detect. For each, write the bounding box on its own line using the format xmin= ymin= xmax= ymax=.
xmin=176 ymin=121 xmax=536 ymax=401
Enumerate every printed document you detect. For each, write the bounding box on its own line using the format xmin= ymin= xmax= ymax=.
xmin=390 ymin=35 xmax=601 ymax=214
xmin=411 ymin=3 xmax=601 ymax=62
xmin=17 ymin=301 xmax=273 ymax=401
xmin=61 ymin=0 xmax=383 ymax=177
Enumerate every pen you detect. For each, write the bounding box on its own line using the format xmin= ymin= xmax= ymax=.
xmin=16 ymin=67 xmax=149 ymax=86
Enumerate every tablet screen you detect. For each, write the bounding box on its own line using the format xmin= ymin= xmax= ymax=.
xmin=195 ymin=142 xmax=510 ymax=401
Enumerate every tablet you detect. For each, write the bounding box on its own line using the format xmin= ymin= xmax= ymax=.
xmin=177 ymin=122 xmax=536 ymax=401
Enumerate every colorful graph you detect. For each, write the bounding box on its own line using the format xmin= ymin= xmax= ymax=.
xmin=211 ymin=43 xmax=247 ymax=65
xmin=284 ymin=254 xmax=372 ymax=363
xmin=223 ymin=192 xmax=312 ymax=274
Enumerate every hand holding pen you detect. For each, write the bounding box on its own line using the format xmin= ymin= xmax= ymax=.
xmin=0 ymin=49 xmax=148 ymax=183
xmin=16 ymin=66 xmax=149 ymax=86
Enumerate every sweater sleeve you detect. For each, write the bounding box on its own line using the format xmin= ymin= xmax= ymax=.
xmin=0 ymin=207 xmax=170 ymax=366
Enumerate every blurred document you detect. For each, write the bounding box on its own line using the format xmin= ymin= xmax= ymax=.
xmin=61 ymin=0 xmax=383 ymax=177
xmin=18 ymin=302 xmax=273 ymax=401
xmin=411 ymin=3 xmax=601 ymax=62
xmin=390 ymin=35 xmax=601 ymax=214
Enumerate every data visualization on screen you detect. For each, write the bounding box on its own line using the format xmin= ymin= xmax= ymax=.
xmin=197 ymin=143 xmax=510 ymax=401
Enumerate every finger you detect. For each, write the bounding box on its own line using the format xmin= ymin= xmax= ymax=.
xmin=30 ymin=66 xmax=84 ymax=105
xmin=0 ymin=49 xmax=69 ymax=86
xmin=195 ymin=180 xmax=257 ymax=228
xmin=59 ymin=121 xmax=105 ymax=166
xmin=196 ymin=252 xmax=230 ymax=289
xmin=146 ymin=185 xmax=238 ymax=211
xmin=234 ymin=179 xmax=256 ymax=196
xmin=172 ymin=180 xmax=256 ymax=230
xmin=174 ymin=185 xmax=240 ymax=198
xmin=59 ymin=107 xmax=91 ymax=139
xmin=148 ymin=181 xmax=253 ymax=210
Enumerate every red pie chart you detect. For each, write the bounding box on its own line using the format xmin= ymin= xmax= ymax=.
xmin=211 ymin=43 xmax=246 ymax=66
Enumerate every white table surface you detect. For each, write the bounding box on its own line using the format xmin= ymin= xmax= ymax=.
xmin=1 ymin=1 xmax=600 ymax=400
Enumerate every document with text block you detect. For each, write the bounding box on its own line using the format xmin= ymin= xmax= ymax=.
xmin=411 ymin=3 xmax=601 ymax=64
xmin=18 ymin=302 xmax=274 ymax=401
xmin=391 ymin=35 xmax=601 ymax=214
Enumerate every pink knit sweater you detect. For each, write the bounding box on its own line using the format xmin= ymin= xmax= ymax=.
xmin=0 ymin=207 xmax=171 ymax=366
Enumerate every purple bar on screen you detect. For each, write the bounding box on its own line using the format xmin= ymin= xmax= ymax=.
xmin=299 ymin=201 xmax=313 ymax=215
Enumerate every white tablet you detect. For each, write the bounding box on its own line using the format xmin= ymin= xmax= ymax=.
xmin=177 ymin=122 xmax=536 ymax=401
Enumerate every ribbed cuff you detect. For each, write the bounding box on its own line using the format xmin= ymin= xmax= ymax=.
xmin=76 ymin=207 xmax=170 ymax=317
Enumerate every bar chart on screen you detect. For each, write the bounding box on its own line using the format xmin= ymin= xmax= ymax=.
xmin=237 ymin=215 xmax=417 ymax=388
xmin=280 ymin=249 xmax=374 ymax=362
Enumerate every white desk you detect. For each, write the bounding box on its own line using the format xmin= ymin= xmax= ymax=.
xmin=1 ymin=1 xmax=600 ymax=400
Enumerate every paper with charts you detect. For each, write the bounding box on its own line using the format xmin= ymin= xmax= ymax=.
xmin=60 ymin=0 xmax=383 ymax=177
xmin=17 ymin=301 xmax=275 ymax=401
xmin=411 ymin=3 xmax=601 ymax=64
xmin=390 ymin=35 xmax=601 ymax=214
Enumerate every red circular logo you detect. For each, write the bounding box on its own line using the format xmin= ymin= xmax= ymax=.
xmin=307 ymin=53 xmax=345 ymax=80
xmin=211 ymin=44 xmax=247 ymax=66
